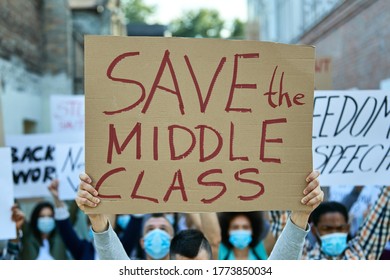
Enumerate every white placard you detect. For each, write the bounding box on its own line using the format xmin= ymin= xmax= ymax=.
xmin=5 ymin=133 xmax=84 ymax=199
xmin=55 ymin=143 xmax=85 ymax=200
xmin=50 ymin=95 xmax=85 ymax=133
xmin=313 ymin=90 xmax=390 ymax=185
xmin=0 ymin=147 xmax=16 ymax=240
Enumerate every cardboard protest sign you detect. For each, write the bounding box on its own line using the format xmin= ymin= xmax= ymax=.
xmin=6 ymin=133 xmax=84 ymax=199
xmin=315 ymin=57 xmax=332 ymax=90
xmin=85 ymin=36 xmax=315 ymax=214
xmin=50 ymin=95 xmax=85 ymax=133
xmin=55 ymin=143 xmax=85 ymax=200
xmin=0 ymin=148 xmax=16 ymax=240
xmin=313 ymin=90 xmax=390 ymax=185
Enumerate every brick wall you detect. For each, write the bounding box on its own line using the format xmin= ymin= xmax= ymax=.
xmin=0 ymin=0 xmax=43 ymax=73
xmin=299 ymin=0 xmax=390 ymax=90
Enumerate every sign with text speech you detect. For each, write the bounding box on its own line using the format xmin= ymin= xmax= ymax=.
xmin=85 ymin=36 xmax=315 ymax=214
xmin=313 ymin=90 xmax=390 ymax=185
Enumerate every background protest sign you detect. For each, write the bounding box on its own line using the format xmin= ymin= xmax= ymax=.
xmin=0 ymin=147 xmax=16 ymax=240
xmin=55 ymin=143 xmax=85 ymax=200
xmin=50 ymin=95 xmax=85 ymax=133
xmin=313 ymin=90 xmax=390 ymax=185
xmin=85 ymin=36 xmax=315 ymax=214
xmin=315 ymin=57 xmax=332 ymax=90
xmin=5 ymin=133 xmax=84 ymax=199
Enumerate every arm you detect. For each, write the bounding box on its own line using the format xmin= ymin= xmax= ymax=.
xmin=351 ymin=186 xmax=390 ymax=259
xmin=199 ymin=213 xmax=221 ymax=260
xmin=268 ymin=170 xmax=323 ymax=260
xmin=49 ymin=179 xmax=93 ymax=260
xmin=75 ymin=172 xmax=130 ymax=260
xmin=75 ymin=173 xmax=109 ymax=233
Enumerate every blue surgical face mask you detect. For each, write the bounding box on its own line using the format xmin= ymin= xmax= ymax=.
xmin=143 ymin=228 xmax=171 ymax=260
xmin=116 ymin=215 xmax=131 ymax=230
xmin=320 ymin=232 xmax=348 ymax=256
xmin=37 ymin=217 xmax=55 ymax=234
xmin=229 ymin=229 xmax=252 ymax=250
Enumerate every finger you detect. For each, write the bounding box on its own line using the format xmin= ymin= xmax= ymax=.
xmin=77 ymin=189 xmax=100 ymax=205
xmin=301 ymin=185 xmax=321 ymax=204
xmin=79 ymin=172 xmax=92 ymax=184
xmin=76 ymin=196 xmax=98 ymax=208
xmin=306 ymin=170 xmax=320 ymax=183
xmin=78 ymin=180 xmax=98 ymax=196
xmin=302 ymin=190 xmax=324 ymax=206
xmin=303 ymin=178 xmax=320 ymax=195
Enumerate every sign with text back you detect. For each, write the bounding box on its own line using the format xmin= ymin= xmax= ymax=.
xmin=85 ymin=36 xmax=315 ymax=214
xmin=6 ymin=133 xmax=84 ymax=199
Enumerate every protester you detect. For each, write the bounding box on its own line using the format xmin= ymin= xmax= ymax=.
xmin=301 ymin=186 xmax=390 ymax=260
xmin=20 ymin=200 xmax=69 ymax=260
xmin=170 ymin=229 xmax=213 ymax=260
xmin=0 ymin=204 xmax=25 ymax=260
xmin=75 ymin=170 xmax=323 ymax=260
xmin=217 ymin=211 xmax=268 ymax=260
xmin=48 ymin=179 xmax=143 ymax=260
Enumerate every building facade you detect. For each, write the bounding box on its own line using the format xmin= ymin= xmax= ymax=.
xmin=0 ymin=0 xmax=125 ymax=135
xmin=247 ymin=0 xmax=390 ymax=90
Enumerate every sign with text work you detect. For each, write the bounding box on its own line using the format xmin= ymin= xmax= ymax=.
xmin=313 ymin=90 xmax=390 ymax=185
xmin=85 ymin=36 xmax=315 ymax=214
xmin=6 ymin=133 xmax=84 ymax=199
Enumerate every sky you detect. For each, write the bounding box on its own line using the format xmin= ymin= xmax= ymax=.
xmin=143 ymin=0 xmax=248 ymax=24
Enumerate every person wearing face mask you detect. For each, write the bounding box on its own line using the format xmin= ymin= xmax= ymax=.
xmin=218 ymin=211 xmax=268 ymax=260
xmin=76 ymin=170 xmax=324 ymax=260
xmin=20 ymin=201 xmax=68 ymax=260
xmin=300 ymin=186 xmax=390 ymax=260
xmin=47 ymin=179 xmax=143 ymax=260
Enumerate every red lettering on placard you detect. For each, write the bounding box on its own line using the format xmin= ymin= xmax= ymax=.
xmin=95 ymin=167 xmax=124 ymax=199
xmin=130 ymin=171 xmax=159 ymax=203
xmin=185 ymin=55 xmax=227 ymax=113
xmin=260 ymin=118 xmax=287 ymax=163
xmin=198 ymin=169 xmax=226 ymax=204
xmin=107 ymin=123 xmax=141 ymax=164
xmin=235 ymin=168 xmax=265 ymax=201
xmin=163 ymin=169 xmax=188 ymax=202
xmin=142 ymin=50 xmax=185 ymax=115
xmin=105 ymin=52 xmax=146 ymax=115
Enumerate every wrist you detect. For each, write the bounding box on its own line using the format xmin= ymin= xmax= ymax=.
xmin=89 ymin=214 xmax=109 ymax=233
xmin=290 ymin=211 xmax=310 ymax=230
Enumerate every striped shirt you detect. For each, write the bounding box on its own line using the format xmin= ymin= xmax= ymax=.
xmin=271 ymin=186 xmax=390 ymax=260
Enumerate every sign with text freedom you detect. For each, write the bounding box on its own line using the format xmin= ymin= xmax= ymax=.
xmin=85 ymin=36 xmax=315 ymax=213
xmin=313 ymin=90 xmax=390 ymax=185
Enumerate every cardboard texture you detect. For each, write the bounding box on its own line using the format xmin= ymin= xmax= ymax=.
xmin=85 ymin=36 xmax=315 ymax=214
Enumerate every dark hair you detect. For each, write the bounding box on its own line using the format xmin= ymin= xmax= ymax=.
xmin=30 ymin=201 xmax=55 ymax=245
xmin=309 ymin=201 xmax=349 ymax=226
xmin=170 ymin=229 xmax=212 ymax=260
xmin=218 ymin=211 xmax=264 ymax=249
